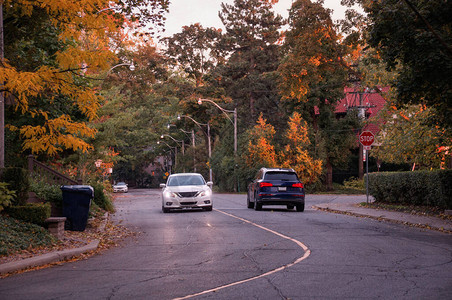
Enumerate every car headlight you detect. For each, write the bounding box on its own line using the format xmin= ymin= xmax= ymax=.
xmin=164 ymin=191 xmax=177 ymax=198
xmin=199 ymin=189 xmax=211 ymax=197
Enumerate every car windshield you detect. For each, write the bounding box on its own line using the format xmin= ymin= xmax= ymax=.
xmin=167 ymin=175 xmax=206 ymax=186
xmin=116 ymin=182 xmax=126 ymax=186
xmin=264 ymin=172 xmax=298 ymax=181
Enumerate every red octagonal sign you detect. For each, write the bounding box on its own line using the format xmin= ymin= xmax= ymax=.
xmin=359 ymin=131 xmax=375 ymax=147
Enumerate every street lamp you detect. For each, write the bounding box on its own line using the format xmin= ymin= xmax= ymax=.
xmin=169 ymin=126 xmax=197 ymax=173
xmin=197 ymin=98 xmax=237 ymax=155
xmin=108 ymin=62 xmax=135 ymax=73
xmin=161 ymin=134 xmax=185 ymax=172
xmin=177 ymin=114 xmax=212 ymax=182
xmin=197 ymin=98 xmax=237 ymax=191
xmin=157 ymin=140 xmax=176 ymax=174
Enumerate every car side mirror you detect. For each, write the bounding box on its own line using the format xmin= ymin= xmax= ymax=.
xmin=207 ymin=181 xmax=213 ymax=187
xmin=159 ymin=183 xmax=166 ymax=188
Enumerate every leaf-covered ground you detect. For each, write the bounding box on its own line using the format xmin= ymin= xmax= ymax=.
xmin=0 ymin=213 xmax=137 ymax=277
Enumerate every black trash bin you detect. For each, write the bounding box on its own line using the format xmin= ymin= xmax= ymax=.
xmin=61 ymin=185 xmax=94 ymax=231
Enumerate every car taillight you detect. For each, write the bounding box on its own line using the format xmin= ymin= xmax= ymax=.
xmin=260 ymin=182 xmax=273 ymax=187
xmin=292 ymin=183 xmax=303 ymax=188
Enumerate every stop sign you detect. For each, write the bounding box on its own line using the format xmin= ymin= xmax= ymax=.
xmin=359 ymin=131 xmax=375 ymax=147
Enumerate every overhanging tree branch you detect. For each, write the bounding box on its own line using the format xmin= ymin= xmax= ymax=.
xmin=402 ymin=0 xmax=452 ymax=56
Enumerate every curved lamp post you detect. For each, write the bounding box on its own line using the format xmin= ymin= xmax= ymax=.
xmin=177 ymin=114 xmax=212 ymax=182
xmin=108 ymin=62 xmax=135 ymax=73
xmin=161 ymin=134 xmax=185 ymax=172
xmin=197 ymin=98 xmax=237 ymax=154
xmin=157 ymin=140 xmax=176 ymax=174
xmin=168 ymin=125 xmax=197 ymax=173
xmin=197 ymin=98 xmax=237 ymax=191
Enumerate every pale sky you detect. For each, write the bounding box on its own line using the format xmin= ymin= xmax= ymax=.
xmin=162 ymin=0 xmax=354 ymax=37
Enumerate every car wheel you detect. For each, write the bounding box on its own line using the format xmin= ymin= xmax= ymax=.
xmin=162 ymin=207 xmax=170 ymax=213
xmin=204 ymin=206 xmax=213 ymax=211
xmin=254 ymin=192 xmax=262 ymax=211
xmin=287 ymin=205 xmax=294 ymax=210
xmin=254 ymin=199 xmax=262 ymax=211
xmin=296 ymin=202 xmax=305 ymax=212
xmin=247 ymin=192 xmax=254 ymax=209
xmin=255 ymin=202 xmax=262 ymax=211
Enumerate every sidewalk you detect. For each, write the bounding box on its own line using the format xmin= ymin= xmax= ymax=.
xmin=313 ymin=202 xmax=452 ymax=233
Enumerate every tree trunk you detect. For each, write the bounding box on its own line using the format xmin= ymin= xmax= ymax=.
xmin=326 ymin=159 xmax=333 ymax=191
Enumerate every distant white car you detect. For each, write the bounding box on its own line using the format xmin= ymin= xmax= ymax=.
xmin=160 ymin=173 xmax=213 ymax=213
xmin=113 ymin=182 xmax=128 ymax=193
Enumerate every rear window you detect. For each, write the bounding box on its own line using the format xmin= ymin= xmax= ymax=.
xmin=264 ymin=172 xmax=298 ymax=181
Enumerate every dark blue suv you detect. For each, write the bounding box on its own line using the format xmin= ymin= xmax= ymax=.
xmin=247 ymin=168 xmax=305 ymax=211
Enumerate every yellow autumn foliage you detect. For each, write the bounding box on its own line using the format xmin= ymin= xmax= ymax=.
xmin=2 ymin=0 xmax=126 ymax=155
xmin=245 ymin=114 xmax=277 ymax=168
xmin=279 ymin=112 xmax=322 ymax=184
xmin=246 ymin=112 xmax=323 ymax=184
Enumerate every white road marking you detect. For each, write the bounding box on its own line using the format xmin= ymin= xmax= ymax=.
xmin=173 ymin=208 xmax=311 ymax=300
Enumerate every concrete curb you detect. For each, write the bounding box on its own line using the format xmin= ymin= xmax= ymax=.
xmin=313 ymin=203 xmax=452 ymax=233
xmin=0 ymin=240 xmax=99 ymax=275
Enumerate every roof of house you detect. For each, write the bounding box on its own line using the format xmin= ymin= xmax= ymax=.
xmin=335 ymin=86 xmax=389 ymax=135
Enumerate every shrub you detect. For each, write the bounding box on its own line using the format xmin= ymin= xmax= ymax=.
xmin=368 ymin=170 xmax=452 ymax=209
xmin=0 ymin=182 xmax=15 ymax=212
xmin=343 ymin=177 xmax=365 ymax=190
xmin=6 ymin=203 xmax=51 ymax=226
xmin=0 ymin=215 xmax=56 ymax=256
xmin=90 ymin=181 xmax=115 ymax=212
xmin=1 ymin=167 xmax=30 ymax=205
xmin=30 ymin=179 xmax=63 ymax=208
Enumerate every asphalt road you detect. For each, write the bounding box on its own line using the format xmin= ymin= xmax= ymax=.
xmin=1 ymin=189 xmax=451 ymax=299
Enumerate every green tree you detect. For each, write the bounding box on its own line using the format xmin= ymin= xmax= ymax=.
xmin=359 ymin=0 xmax=452 ymax=129
xmin=215 ymin=0 xmax=284 ymax=127
xmin=163 ymin=24 xmax=223 ymax=87
xmin=373 ymin=105 xmax=451 ymax=170
xmin=278 ymin=0 xmax=360 ymax=189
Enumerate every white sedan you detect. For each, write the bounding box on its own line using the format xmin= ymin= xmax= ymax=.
xmin=113 ymin=182 xmax=128 ymax=193
xmin=160 ymin=173 xmax=213 ymax=213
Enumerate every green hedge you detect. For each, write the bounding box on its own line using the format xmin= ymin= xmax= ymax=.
xmin=30 ymin=180 xmax=63 ymax=208
xmin=368 ymin=170 xmax=452 ymax=209
xmin=6 ymin=203 xmax=51 ymax=226
xmin=1 ymin=167 xmax=30 ymax=205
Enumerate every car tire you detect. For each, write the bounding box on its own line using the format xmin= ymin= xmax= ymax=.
xmin=287 ymin=205 xmax=294 ymax=210
xmin=254 ymin=192 xmax=262 ymax=211
xmin=204 ymin=206 xmax=213 ymax=211
xmin=255 ymin=202 xmax=262 ymax=211
xmin=162 ymin=207 xmax=170 ymax=213
xmin=254 ymin=197 xmax=262 ymax=211
xmin=247 ymin=192 xmax=254 ymax=209
xmin=296 ymin=202 xmax=305 ymax=212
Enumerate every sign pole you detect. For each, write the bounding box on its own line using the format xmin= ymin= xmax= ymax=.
xmin=359 ymin=131 xmax=375 ymax=204
xmin=366 ymin=149 xmax=369 ymax=204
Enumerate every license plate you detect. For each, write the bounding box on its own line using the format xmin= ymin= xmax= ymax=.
xmin=278 ymin=187 xmax=286 ymax=191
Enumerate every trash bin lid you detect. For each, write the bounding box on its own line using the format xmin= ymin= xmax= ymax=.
xmin=61 ymin=185 xmax=94 ymax=197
